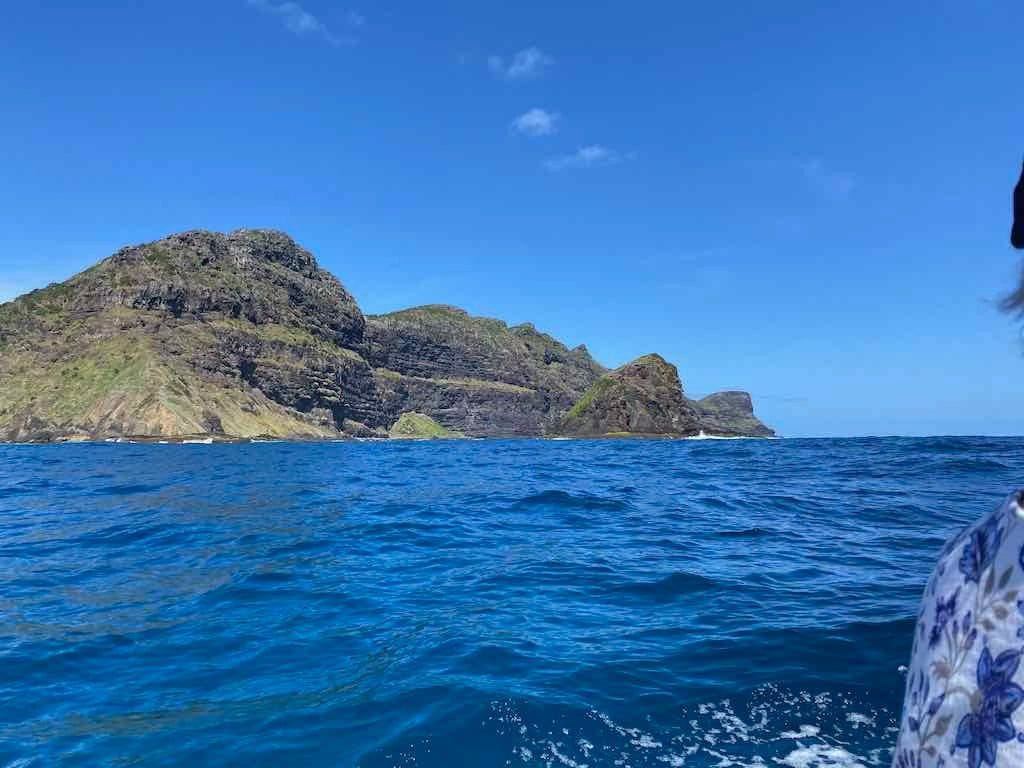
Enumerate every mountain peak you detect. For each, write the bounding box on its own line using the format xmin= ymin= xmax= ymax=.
xmin=102 ymin=229 xmax=320 ymax=278
xmin=226 ymin=229 xmax=318 ymax=275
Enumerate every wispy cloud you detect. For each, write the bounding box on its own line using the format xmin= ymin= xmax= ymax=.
xmin=802 ymin=158 xmax=855 ymax=200
xmin=545 ymin=145 xmax=630 ymax=171
xmin=488 ymin=47 xmax=553 ymax=80
xmin=511 ymin=108 xmax=560 ymax=137
xmin=247 ymin=0 xmax=362 ymax=46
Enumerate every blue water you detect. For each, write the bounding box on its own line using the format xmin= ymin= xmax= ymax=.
xmin=1 ymin=437 xmax=1022 ymax=767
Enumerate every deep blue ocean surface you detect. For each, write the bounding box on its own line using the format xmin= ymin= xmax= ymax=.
xmin=2 ymin=437 xmax=1023 ymax=767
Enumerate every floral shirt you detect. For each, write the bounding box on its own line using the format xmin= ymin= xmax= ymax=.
xmin=894 ymin=489 xmax=1024 ymax=768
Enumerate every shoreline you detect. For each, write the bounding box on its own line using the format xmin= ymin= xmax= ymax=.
xmin=0 ymin=431 xmax=778 ymax=446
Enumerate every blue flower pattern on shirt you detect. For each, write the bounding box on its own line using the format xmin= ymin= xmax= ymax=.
xmin=894 ymin=491 xmax=1024 ymax=768
xmin=959 ymin=516 xmax=1004 ymax=585
xmin=932 ymin=590 xmax=960 ymax=649
xmin=953 ymin=648 xmax=1024 ymax=768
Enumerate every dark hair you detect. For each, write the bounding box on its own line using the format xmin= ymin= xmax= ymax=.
xmin=1005 ymin=162 xmax=1024 ymax=312
xmin=1003 ymin=267 xmax=1024 ymax=314
xmin=1014 ymin=160 xmax=1024 ymax=250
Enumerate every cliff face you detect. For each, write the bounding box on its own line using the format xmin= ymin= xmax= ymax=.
xmin=0 ymin=229 xmax=381 ymax=441
xmin=693 ymin=391 xmax=775 ymax=437
xmin=554 ymin=354 xmax=702 ymax=437
xmin=0 ymin=229 xmax=774 ymax=441
xmin=365 ymin=305 xmax=605 ymax=436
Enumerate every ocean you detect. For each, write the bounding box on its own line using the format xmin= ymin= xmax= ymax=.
xmin=1 ymin=437 xmax=1022 ymax=767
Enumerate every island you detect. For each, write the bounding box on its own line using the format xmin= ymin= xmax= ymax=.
xmin=0 ymin=229 xmax=774 ymax=442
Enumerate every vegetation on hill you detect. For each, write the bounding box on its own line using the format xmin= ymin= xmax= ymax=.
xmin=388 ymin=412 xmax=463 ymax=439
xmin=0 ymin=230 xmax=774 ymax=442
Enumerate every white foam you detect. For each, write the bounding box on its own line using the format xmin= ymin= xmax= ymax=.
xmin=657 ymin=755 xmax=687 ymax=767
xmin=548 ymin=741 xmax=589 ymax=768
xmin=780 ymin=726 xmax=821 ymax=739
xmin=487 ymin=686 xmax=893 ymax=768
xmin=845 ymin=713 xmax=874 ymax=729
xmin=632 ymin=734 xmax=663 ymax=749
xmin=686 ymin=431 xmax=755 ymax=441
xmin=773 ymin=744 xmax=867 ymax=768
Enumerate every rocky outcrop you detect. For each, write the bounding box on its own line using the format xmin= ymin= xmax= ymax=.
xmin=693 ymin=391 xmax=775 ymax=437
xmin=554 ymin=354 xmax=702 ymax=437
xmin=388 ymin=412 xmax=463 ymax=439
xmin=0 ymin=229 xmax=774 ymax=442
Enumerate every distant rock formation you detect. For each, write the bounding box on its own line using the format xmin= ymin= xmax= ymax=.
xmin=693 ymin=391 xmax=775 ymax=438
xmin=0 ymin=229 xmax=774 ymax=442
xmin=554 ymin=354 xmax=702 ymax=437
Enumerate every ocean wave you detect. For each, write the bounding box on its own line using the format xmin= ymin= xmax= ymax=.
xmin=610 ymin=571 xmax=719 ymax=601
xmin=512 ymin=490 xmax=633 ymax=512
xmin=89 ymin=482 xmax=167 ymax=496
xmin=716 ymin=526 xmax=774 ymax=538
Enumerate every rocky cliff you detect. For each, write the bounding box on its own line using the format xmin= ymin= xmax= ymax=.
xmin=554 ymin=354 xmax=702 ymax=437
xmin=0 ymin=229 xmax=774 ymax=441
xmin=693 ymin=391 xmax=775 ymax=438
xmin=0 ymin=229 xmax=381 ymax=441
xmin=365 ymin=305 xmax=605 ymax=437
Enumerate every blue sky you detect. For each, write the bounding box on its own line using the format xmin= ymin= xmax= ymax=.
xmin=1 ymin=1 xmax=1022 ymax=437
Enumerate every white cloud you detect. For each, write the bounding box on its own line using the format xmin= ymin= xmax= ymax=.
xmin=511 ymin=108 xmax=560 ymax=137
xmin=802 ymin=158 xmax=855 ymax=200
xmin=544 ymin=145 xmax=629 ymax=171
xmin=247 ymin=0 xmax=363 ymax=46
xmin=488 ymin=47 xmax=553 ymax=80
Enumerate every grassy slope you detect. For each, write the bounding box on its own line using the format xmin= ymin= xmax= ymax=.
xmin=563 ymin=376 xmax=614 ymax=421
xmin=0 ymin=299 xmax=340 ymax=440
xmin=388 ymin=411 xmax=464 ymax=438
